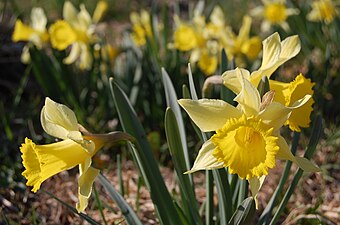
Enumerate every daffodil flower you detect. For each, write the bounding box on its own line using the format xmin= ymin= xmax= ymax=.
xmin=12 ymin=7 xmax=49 ymax=63
xmin=223 ymin=33 xmax=314 ymax=131
xmin=130 ymin=10 xmax=153 ymax=46
xmin=20 ymin=97 xmax=133 ymax=212
xmin=49 ymin=1 xmax=105 ymax=70
xmin=250 ymin=0 xmax=299 ymax=32
xmin=307 ymin=0 xmax=339 ymax=24
xmin=270 ymin=74 xmax=315 ymax=132
xmin=179 ymin=68 xmax=320 ymax=207
xmin=221 ymin=15 xmax=262 ymax=66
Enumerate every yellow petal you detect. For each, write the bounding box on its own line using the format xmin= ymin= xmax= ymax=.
xmin=276 ymin=135 xmax=320 ymax=172
xmin=92 ymin=1 xmax=108 ymax=23
xmin=76 ymin=158 xmax=100 ymax=212
xmin=260 ymin=32 xmax=281 ymax=70
xmin=20 ymin=138 xmax=88 ymax=193
xmin=279 ymin=35 xmax=301 ymax=60
xmin=251 ymin=34 xmax=301 ymax=86
xmin=40 ymin=97 xmax=80 ymax=140
xmin=178 ymin=99 xmax=242 ymax=132
xmin=233 ymin=68 xmax=261 ymax=116
xmin=258 ymin=95 xmax=312 ymax=131
xmin=185 ymin=140 xmax=224 ymax=174
xmin=222 ymin=68 xmax=251 ymax=94
xmin=237 ymin=15 xmax=251 ymax=44
xmin=173 ymin=24 xmax=198 ymax=51
xmin=248 ymin=176 xmax=265 ymax=209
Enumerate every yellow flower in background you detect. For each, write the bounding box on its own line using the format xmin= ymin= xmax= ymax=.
xmin=49 ymin=20 xmax=77 ymax=50
xmin=49 ymin=1 xmax=105 ymax=70
xmin=12 ymin=7 xmax=49 ymax=63
xmin=197 ymin=49 xmax=219 ymax=75
xmin=130 ymin=10 xmax=152 ymax=46
xmin=92 ymin=1 xmax=108 ymax=23
xmin=222 ymin=15 xmax=262 ymax=64
xmin=270 ymin=74 xmax=315 ymax=132
xmin=20 ymin=98 xmax=133 ymax=212
xmin=179 ymin=68 xmax=319 ymax=206
xmin=250 ymin=0 xmax=299 ymax=32
xmin=173 ymin=23 xmax=198 ymax=51
xmin=307 ymin=0 xmax=339 ymax=24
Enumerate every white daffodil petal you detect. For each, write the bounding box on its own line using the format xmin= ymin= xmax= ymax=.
xmin=31 ymin=7 xmax=47 ymax=32
xmin=178 ymin=99 xmax=242 ymax=132
xmin=185 ymin=140 xmax=224 ymax=173
xmin=222 ymin=68 xmax=251 ymax=94
xmin=63 ymin=1 xmax=78 ymax=25
xmin=249 ymin=176 xmax=265 ymax=209
xmin=63 ymin=42 xmax=81 ymax=65
xmin=41 ymin=97 xmax=79 ymax=139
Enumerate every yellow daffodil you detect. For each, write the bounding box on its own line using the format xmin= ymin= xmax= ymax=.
xmin=307 ymin=0 xmax=339 ymax=24
xmin=173 ymin=23 xmax=198 ymax=51
xmin=222 ymin=15 xmax=262 ymax=65
xmin=12 ymin=7 xmax=49 ymax=63
xmin=49 ymin=1 xmax=102 ymax=70
xmin=20 ymin=97 xmax=133 ymax=212
xmin=130 ymin=10 xmax=153 ymax=46
xmin=270 ymin=74 xmax=315 ymax=132
xmin=179 ymin=68 xmax=320 ymax=206
xmin=250 ymin=0 xmax=299 ymax=32
xmin=223 ymin=33 xmax=314 ymax=132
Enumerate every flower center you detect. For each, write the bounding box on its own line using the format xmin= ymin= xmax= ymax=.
xmin=264 ymin=3 xmax=287 ymax=23
xmin=211 ymin=115 xmax=279 ymax=179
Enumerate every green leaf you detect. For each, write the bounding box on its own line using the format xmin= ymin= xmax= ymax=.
xmin=228 ymin=197 xmax=256 ymax=225
xmin=268 ymin=115 xmax=322 ymax=225
xmin=97 ymin=173 xmax=143 ymax=225
xmin=162 ymin=68 xmax=191 ymax=174
xmin=109 ymin=78 xmax=185 ymax=225
xmin=257 ymin=76 xmax=270 ymax=98
xmin=165 ymin=108 xmax=203 ymax=225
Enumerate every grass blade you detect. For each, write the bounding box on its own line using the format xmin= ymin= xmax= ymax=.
xmin=97 ymin=173 xmax=143 ymax=225
xmin=228 ymin=197 xmax=256 ymax=225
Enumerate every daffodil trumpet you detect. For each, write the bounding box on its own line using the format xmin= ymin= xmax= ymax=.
xmin=20 ymin=97 xmax=134 ymax=212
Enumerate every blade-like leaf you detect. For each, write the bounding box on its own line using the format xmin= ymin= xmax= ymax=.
xmin=165 ymin=107 xmax=203 ymax=225
xmin=228 ymin=197 xmax=256 ymax=225
xmin=109 ymin=78 xmax=185 ymax=225
xmin=162 ymin=68 xmax=191 ymax=175
xmin=97 ymin=173 xmax=143 ymax=225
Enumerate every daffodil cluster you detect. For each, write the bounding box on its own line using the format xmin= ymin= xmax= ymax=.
xmin=12 ymin=1 xmax=108 ymax=70
xmin=20 ymin=98 xmax=132 ymax=212
xmin=170 ymin=3 xmax=262 ymax=76
xmin=179 ymin=33 xmax=319 ymax=206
